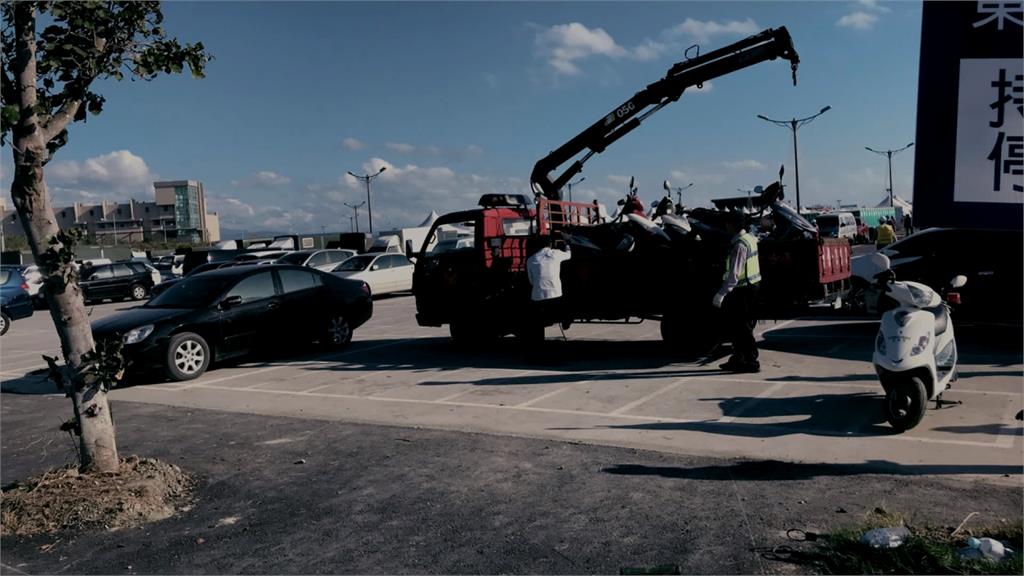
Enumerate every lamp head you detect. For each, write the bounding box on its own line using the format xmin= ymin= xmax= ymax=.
xmin=820 ymin=105 xmax=831 ymax=114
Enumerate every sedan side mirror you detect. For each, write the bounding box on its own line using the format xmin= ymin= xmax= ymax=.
xmin=219 ymin=295 xmax=243 ymax=310
xmin=950 ymin=275 xmax=967 ymax=288
xmin=371 ymin=264 xmax=380 ymax=271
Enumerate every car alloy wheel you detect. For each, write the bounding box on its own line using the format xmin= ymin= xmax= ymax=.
xmin=131 ymin=284 xmax=147 ymax=300
xmin=0 ymin=313 xmax=8 ymax=336
xmin=326 ymin=315 xmax=352 ymax=346
xmin=175 ymin=340 xmax=205 ymax=375
xmin=165 ymin=332 xmax=210 ymax=381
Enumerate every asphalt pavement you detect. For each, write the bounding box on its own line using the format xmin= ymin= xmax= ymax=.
xmin=2 ymin=394 xmax=1021 ymax=575
xmin=1 ymin=290 xmax=1022 ymax=573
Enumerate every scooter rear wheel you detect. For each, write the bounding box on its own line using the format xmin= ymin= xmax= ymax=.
xmin=884 ymin=376 xmax=927 ymax=432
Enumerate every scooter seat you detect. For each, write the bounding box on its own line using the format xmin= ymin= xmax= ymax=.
xmin=929 ymin=305 xmax=949 ymax=337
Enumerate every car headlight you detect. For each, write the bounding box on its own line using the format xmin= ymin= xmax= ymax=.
xmin=875 ymin=332 xmax=886 ymax=355
xmin=123 ymin=324 xmax=154 ymax=345
xmin=910 ymin=334 xmax=930 ymax=356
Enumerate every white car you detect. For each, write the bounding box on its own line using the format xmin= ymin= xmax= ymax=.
xmin=331 ymin=253 xmax=413 ymax=296
xmin=276 ymin=249 xmax=357 ymax=272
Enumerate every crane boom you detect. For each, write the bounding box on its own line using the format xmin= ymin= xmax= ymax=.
xmin=530 ymin=27 xmax=800 ymax=201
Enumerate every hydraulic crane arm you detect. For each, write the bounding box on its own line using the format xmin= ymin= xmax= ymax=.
xmin=530 ymin=27 xmax=799 ymax=201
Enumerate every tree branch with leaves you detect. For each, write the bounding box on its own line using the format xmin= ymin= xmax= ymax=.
xmin=1 ymin=1 xmax=210 ymax=473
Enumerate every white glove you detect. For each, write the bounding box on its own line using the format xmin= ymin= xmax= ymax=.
xmin=712 ymin=292 xmax=725 ymax=308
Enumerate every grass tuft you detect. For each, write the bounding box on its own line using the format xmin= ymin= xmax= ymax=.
xmin=780 ymin=511 xmax=1022 ymax=575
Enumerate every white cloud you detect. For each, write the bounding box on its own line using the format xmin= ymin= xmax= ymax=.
xmin=668 ymin=18 xmax=760 ymax=43
xmin=483 ymin=73 xmax=498 ymax=88
xmin=342 ymin=137 xmax=365 ymax=151
xmin=538 ymin=22 xmax=627 ymax=76
xmin=232 ymin=170 xmax=291 ymax=188
xmin=607 ymin=174 xmax=633 ymax=187
xmin=837 ymin=11 xmax=879 ymax=30
xmin=533 ymin=18 xmax=758 ymax=77
xmin=722 ymin=160 xmax=765 ymax=171
xmin=386 ymin=142 xmax=416 ymax=154
xmin=48 ymin=150 xmax=153 ymax=188
xmin=857 ymin=0 xmax=891 ymax=13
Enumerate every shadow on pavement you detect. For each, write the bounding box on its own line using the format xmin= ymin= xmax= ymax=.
xmin=575 ymin=392 xmax=895 ymax=438
xmin=933 ymin=423 xmax=1024 ymax=436
xmin=760 ymin=322 xmax=1023 ymax=366
xmin=602 ymin=459 xmax=1024 ymax=480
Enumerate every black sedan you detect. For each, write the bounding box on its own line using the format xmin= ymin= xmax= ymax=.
xmin=92 ymin=265 xmax=372 ymax=381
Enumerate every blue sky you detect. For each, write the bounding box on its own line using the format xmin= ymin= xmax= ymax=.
xmin=2 ymin=1 xmax=924 ymax=233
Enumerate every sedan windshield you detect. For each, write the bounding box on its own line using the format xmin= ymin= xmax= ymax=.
xmin=147 ymin=275 xmax=233 ymax=309
xmin=334 ymin=255 xmax=375 ymax=272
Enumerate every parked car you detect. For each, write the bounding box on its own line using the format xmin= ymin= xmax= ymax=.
xmin=0 ymin=266 xmax=34 ymax=335
xmin=91 ymin=265 xmax=373 ymax=381
xmin=331 ymin=253 xmax=414 ymax=296
xmin=276 ymin=249 xmax=356 ymax=272
xmin=858 ymin=228 xmax=1023 ymax=324
xmin=233 ymin=251 xmax=288 ymax=263
xmin=79 ymin=261 xmax=156 ymax=304
xmin=150 ymin=261 xmax=235 ymax=298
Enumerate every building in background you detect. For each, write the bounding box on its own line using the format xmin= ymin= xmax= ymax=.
xmin=1 ymin=179 xmax=220 ymax=244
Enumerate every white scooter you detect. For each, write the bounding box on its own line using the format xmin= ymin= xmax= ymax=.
xmin=872 ymin=263 xmax=967 ymax=431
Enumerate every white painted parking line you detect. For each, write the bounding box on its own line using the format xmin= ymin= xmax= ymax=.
xmin=610 ymin=378 xmax=689 ymax=415
xmin=178 ymin=338 xmax=416 ymax=389
xmin=718 ymin=382 xmax=788 ymax=424
xmin=170 ymin=382 xmax=1018 ymax=449
xmin=756 ymin=319 xmax=795 ymax=338
xmin=515 ymin=386 xmax=573 ymax=408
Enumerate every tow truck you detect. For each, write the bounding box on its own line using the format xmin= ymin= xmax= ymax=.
xmin=413 ymin=27 xmax=851 ymax=352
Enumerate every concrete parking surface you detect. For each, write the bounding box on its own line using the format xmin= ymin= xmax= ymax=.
xmin=2 ymin=295 xmax=1021 ymax=479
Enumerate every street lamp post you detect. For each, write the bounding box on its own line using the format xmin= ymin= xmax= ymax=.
xmin=566 ymin=177 xmax=585 ymax=203
xmin=344 ymin=201 xmax=366 ymax=233
xmin=347 ymin=166 xmax=387 ymax=234
xmin=757 ymin=105 xmax=831 ymax=212
xmin=865 ymin=142 xmax=914 ymax=208
xmin=672 ymin=182 xmax=694 ymax=207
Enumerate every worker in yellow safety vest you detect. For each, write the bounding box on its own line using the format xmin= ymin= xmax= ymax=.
xmin=712 ymin=211 xmax=762 ymax=373
xmin=875 ymin=218 xmax=896 ymax=249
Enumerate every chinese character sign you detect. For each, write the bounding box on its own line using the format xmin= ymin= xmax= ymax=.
xmin=954 ymin=59 xmax=1024 ymax=203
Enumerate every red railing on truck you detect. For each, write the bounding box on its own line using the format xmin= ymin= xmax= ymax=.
xmin=818 ymin=237 xmax=851 ymax=284
xmin=536 ymin=198 xmax=599 ymax=234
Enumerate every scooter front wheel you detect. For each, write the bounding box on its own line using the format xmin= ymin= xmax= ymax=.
xmin=884 ymin=376 xmax=927 ymax=432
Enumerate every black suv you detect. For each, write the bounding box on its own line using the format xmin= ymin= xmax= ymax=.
xmin=79 ymin=262 xmax=155 ymax=304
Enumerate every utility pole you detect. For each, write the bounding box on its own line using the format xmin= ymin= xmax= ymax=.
xmin=757 ymin=106 xmax=831 ymax=212
xmin=344 ymin=201 xmax=366 ymax=233
xmin=347 ymin=166 xmax=386 ymax=234
xmin=566 ymin=177 xmax=585 ymax=203
xmin=865 ymin=142 xmax=914 ymax=208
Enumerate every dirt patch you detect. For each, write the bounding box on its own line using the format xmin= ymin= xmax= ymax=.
xmin=1 ymin=455 xmax=195 ymax=536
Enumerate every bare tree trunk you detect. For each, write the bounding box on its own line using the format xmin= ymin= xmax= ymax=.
xmin=10 ymin=2 xmax=118 ymax=473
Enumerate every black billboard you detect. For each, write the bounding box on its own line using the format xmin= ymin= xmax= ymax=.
xmin=913 ymin=1 xmax=1023 ymax=230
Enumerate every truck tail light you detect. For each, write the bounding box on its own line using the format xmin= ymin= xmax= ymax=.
xmin=20 ymin=282 xmax=29 ymax=291
xmin=946 ymin=292 xmax=961 ymax=305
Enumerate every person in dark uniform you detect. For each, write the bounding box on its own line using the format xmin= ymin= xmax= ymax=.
xmin=712 ymin=212 xmax=761 ymax=373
